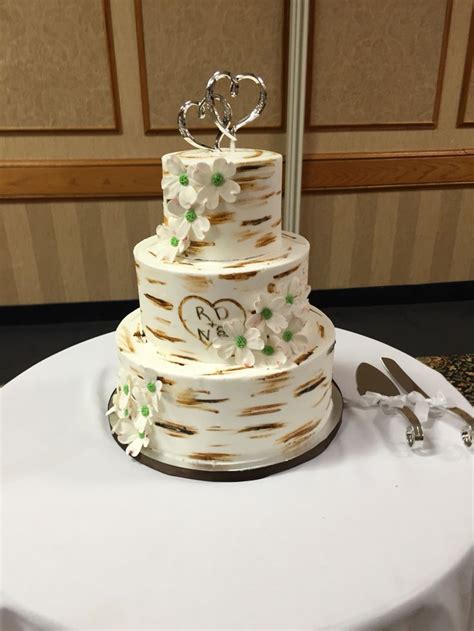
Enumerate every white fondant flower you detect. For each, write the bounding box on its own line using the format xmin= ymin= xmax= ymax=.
xmin=133 ymin=386 xmax=158 ymax=431
xmin=246 ymin=294 xmax=289 ymax=334
xmin=133 ymin=368 xmax=163 ymax=413
xmin=277 ymin=275 xmax=311 ymax=313
xmin=162 ymin=155 xmax=197 ymax=208
xmin=273 ymin=316 xmax=308 ymax=356
xmin=212 ymin=318 xmax=264 ymax=367
xmin=107 ymin=368 xmax=137 ymax=431
xmin=117 ymin=367 xmax=134 ymax=401
xmin=107 ymin=367 xmax=162 ymax=457
xmin=117 ymin=418 xmax=151 ymax=457
xmin=167 ymin=199 xmax=211 ymax=241
xmin=259 ymin=336 xmax=288 ymax=368
xmin=154 ymin=224 xmax=189 ymax=262
xmin=107 ymin=395 xmax=131 ymax=434
xmin=192 ymin=158 xmax=240 ymax=210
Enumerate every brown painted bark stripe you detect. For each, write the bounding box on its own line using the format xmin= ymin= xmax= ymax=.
xmin=146 ymin=277 xmax=166 ymax=284
xmin=146 ymin=325 xmax=184 ymax=343
xmin=208 ymin=211 xmax=235 ymax=224
xmin=154 ymin=419 xmax=197 ymax=435
xmin=218 ymin=271 xmax=259 ymax=280
xmin=188 ymin=452 xmax=237 ymax=461
xmin=241 ymin=215 xmax=271 ymax=226
xmin=277 ymin=419 xmax=321 ymax=444
xmin=273 ymin=264 xmax=301 ymax=280
xmin=294 ymin=375 xmax=325 ymax=397
xmin=237 ymin=229 xmax=260 ymax=242
xmin=238 ymin=422 xmax=286 ymax=433
xmin=293 ymin=347 xmax=316 ymax=365
xmin=144 ymin=293 xmax=173 ymax=310
xmin=238 ymin=403 xmax=285 ymax=417
xmin=256 ymin=232 xmax=277 ymax=247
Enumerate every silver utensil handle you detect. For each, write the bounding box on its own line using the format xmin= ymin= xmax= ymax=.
xmin=400 ymin=406 xmax=424 ymax=441
xmin=448 ymin=406 xmax=474 ymax=429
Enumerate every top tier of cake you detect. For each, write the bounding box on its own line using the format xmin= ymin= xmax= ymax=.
xmin=162 ymin=148 xmax=282 ymax=262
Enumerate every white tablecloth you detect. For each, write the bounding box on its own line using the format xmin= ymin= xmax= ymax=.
xmin=1 ymin=329 xmax=473 ymax=631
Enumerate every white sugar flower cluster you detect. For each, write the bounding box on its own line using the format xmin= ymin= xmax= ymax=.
xmin=106 ymin=368 xmax=162 ymax=457
xmin=212 ymin=274 xmax=312 ymax=368
xmin=155 ymin=155 xmax=241 ymax=262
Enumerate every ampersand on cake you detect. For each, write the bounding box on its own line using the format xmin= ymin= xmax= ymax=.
xmin=107 ymin=71 xmax=342 ymax=481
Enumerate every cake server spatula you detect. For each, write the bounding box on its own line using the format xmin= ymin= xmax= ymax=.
xmin=381 ymin=357 xmax=473 ymax=447
xmin=356 ymin=362 xmax=424 ymax=446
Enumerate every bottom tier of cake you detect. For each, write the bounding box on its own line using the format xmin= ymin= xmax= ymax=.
xmin=112 ymin=307 xmax=337 ymax=471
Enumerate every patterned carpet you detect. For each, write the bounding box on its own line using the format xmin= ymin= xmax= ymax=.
xmin=418 ymin=354 xmax=473 ymax=404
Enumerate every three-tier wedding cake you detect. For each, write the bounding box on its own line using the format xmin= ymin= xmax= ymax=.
xmin=107 ymin=73 xmax=340 ymax=480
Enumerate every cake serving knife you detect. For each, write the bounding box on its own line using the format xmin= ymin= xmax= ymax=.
xmin=356 ymin=362 xmax=424 ymax=446
xmin=381 ymin=357 xmax=473 ymax=447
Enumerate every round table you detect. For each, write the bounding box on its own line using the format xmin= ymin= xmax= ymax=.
xmin=1 ymin=329 xmax=473 ymax=630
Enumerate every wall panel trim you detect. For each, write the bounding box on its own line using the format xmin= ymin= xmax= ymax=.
xmin=134 ymin=0 xmax=152 ymax=134
xmin=305 ymin=0 xmax=453 ymax=131
xmin=1 ymin=150 xmax=473 ymax=199
xmin=134 ymin=0 xmax=289 ymax=134
xmin=0 ymin=0 xmax=122 ymax=134
xmin=457 ymin=8 xmax=474 ymax=128
xmin=301 ymin=149 xmax=474 ymax=191
xmin=0 ymin=160 xmax=162 ymax=199
xmin=103 ymin=0 xmax=123 ymax=133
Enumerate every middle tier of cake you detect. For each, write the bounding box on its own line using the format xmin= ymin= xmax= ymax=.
xmin=135 ymin=231 xmax=309 ymax=363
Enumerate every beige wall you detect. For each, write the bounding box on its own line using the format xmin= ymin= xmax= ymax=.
xmin=0 ymin=0 xmax=119 ymax=131
xmin=0 ymin=0 xmax=287 ymax=160
xmin=0 ymin=0 xmax=473 ymax=306
xmin=1 ymin=188 xmax=471 ymax=306
xmin=301 ymin=187 xmax=473 ymax=289
xmin=304 ymin=0 xmax=474 ymax=151
xmin=0 ymin=199 xmax=162 ymax=305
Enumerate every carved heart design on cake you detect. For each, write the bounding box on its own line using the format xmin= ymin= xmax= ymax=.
xmin=206 ymin=71 xmax=267 ymax=141
xmin=178 ymin=93 xmax=233 ymax=151
xmin=178 ymin=296 xmax=246 ymax=346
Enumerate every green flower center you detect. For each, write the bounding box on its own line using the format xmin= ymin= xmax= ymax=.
xmin=141 ymin=405 xmax=150 ymax=417
xmin=170 ymin=236 xmax=180 ymax=247
xmin=122 ymin=384 xmax=129 ymax=395
xmin=235 ymin=335 xmax=247 ymax=349
xmin=261 ymin=307 xmax=273 ymax=320
xmin=211 ymin=172 xmax=225 ymax=187
xmin=262 ymin=344 xmax=275 ymax=356
xmin=285 ymin=294 xmax=294 ymax=305
xmin=282 ymin=329 xmax=293 ymax=342
xmin=185 ymin=209 xmax=197 ymax=223
xmin=178 ymin=173 xmax=189 ymax=186
xmin=146 ymin=382 xmax=156 ymax=393
xmin=138 ymin=431 xmax=146 ymax=439
xmin=124 ymin=408 xmax=129 ymax=417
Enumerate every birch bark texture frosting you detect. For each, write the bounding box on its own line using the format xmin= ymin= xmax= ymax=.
xmin=114 ymin=307 xmax=336 ymax=469
xmin=161 ymin=148 xmax=282 ymax=261
xmin=108 ymin=71 xmax=338 ymax=466
xmin=135 ymin=231 xmax=309 ymax=363
xmin=117 ymin=144 xmax=336 ymax=464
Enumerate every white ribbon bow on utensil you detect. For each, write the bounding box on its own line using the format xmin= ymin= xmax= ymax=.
xmin=345 ymin=390 xmax=449 ymax=424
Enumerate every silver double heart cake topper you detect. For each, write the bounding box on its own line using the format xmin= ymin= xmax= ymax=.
xmin=178 ymin=70 xmax=267 ymax=151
